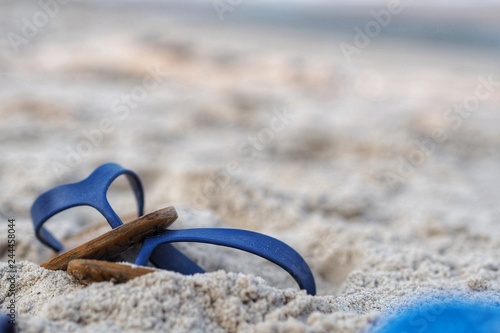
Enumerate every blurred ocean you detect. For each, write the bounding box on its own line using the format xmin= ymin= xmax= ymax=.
xmin=85 ymin=0 xmax=500 ymax=50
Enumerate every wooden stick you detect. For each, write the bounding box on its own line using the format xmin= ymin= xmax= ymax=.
xmin=67 ymin=259 xmax=156 ymax=284
xmin=41 ymin=206 xmax=177 ymax=271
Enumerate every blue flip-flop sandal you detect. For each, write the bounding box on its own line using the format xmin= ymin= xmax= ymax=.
xmin=31 ymin=163 xmax=316 ymax=295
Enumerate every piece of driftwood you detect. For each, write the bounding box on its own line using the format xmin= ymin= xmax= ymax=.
xmin=67 ymin=259 xmax=156 ymax=284
xmin=41 ymin=206 xmax=177 ymax=271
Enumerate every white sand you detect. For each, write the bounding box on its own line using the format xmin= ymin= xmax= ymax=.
xmin=1 ymin=2 xmax=500 ymax=332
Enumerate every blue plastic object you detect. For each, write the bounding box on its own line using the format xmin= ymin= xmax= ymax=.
xmin=0 ymin=315 xmax=15 ymax=333
xmin=373 ymin=299 xmax=500 ymax=333
xmin=136 ymin=228 xmax=317 ymax=295
xmin=31 ymin=163 xmax=144 ymax=252
xmin=31 ymin=163 xmax=316 ymax=295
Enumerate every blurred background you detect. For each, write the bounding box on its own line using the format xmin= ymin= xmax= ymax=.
xmin=1 ymin=0 xmax=500 ymax=297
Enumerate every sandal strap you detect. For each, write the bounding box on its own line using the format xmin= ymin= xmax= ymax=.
xmin=31 ymin=163 xmax=144 ymax=252
xmin=136 ymin=228 xmax=316 ymax=295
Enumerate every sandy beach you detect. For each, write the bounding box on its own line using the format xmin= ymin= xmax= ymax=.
xmin=1 ymin=1 xmax=500 ymax=332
